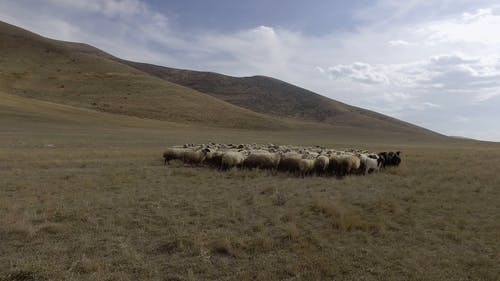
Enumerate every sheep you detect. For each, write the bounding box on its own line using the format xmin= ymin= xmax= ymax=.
xmin=313 ymin=155 xmax=329 ymax=176
xmin=298 ymin=158 xmax=315 ymax=177
xmin=183 ymin=148 xmax=210 ymax=166
xmin=221 ymin=151 xmax=245 ymax=170
xmin=276 ymin=152 xmax=314 ymax=177
xmin=388 ymin=151 xmax=401 ymax=166
xmin=327 ymin=155 xmax=339 ymax=176
xmin=332 ymin=155 xmax=351 ymax=176
xmin=350 ymin=154 xmax=361 ymax=174
xmin=243 ymin=151 xmax=281 ymax=170
xmin=204 ymin=149 xmax=225 ymax=169
xmin=377 ymin=152 xmax=388 ymax=168
xmin=359 ymin=154 xmax=380 ymax=175
xmin=378 ymin=151 xmax=401 ymax=167
xmin=277 ymin=152 xmax=302 ymax=174
xmin=328 ymin=154 xmax=360 ymax=176
xmin=164 ymin=143 xmax=399 ymax=178
xmin=302 ymin=151 xmax=319 ymax=159
xmin=163 ymin=147 xmax=188 ymax=165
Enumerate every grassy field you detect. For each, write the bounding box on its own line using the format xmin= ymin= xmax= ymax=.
xmin=1 ymin=93 xmax=499 ymax=281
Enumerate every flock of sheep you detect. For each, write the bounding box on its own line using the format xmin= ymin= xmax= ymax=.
xmin=163 ymin=143 xmax=401 ymax=177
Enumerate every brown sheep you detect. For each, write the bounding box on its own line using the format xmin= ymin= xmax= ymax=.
xmin=328 ymin=154 xmax=359 ymax=176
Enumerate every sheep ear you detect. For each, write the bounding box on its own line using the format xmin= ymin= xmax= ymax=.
xmin=396 ymin=151 xmax=401 ymax=155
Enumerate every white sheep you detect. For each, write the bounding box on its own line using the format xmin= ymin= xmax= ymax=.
xmin=314 ymin=155 xmax=329 ymax=175
xmin=359 ymin=154 xmax=380 ymax=175
xmin=164 ymin=143 xmax=393 ymax=178
xmin=183 ymin=148 xmax=210 ymax=166
xmin=163 ymin=147 xmax=188 ymax=165
xmin=298 ymin=158 xmax=314 ymax=177
xmin=221 ymin=151 xmax=245 ymax=170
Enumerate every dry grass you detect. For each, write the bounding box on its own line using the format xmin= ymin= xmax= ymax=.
xmin=1 ymin=89 xmax=499 ymax=280
xmin=312 ymin=199 xmax=381 ymax=232
xmin=1 ymin=145 xmax=499 ymax=280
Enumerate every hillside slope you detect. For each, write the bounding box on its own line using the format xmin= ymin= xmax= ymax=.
xmin=0 ymin=20 xmax=445 ymax=139
xmin=0 ymin=21 xmax=292 ymax=130
xmin=122 ymin=61 xmax=441 ymax=136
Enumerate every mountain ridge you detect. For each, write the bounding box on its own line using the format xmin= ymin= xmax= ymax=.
xmin=0 ymin=20 xmax=446 ymax=141
xmin=120 ymin=60 xmax=440 ymax=136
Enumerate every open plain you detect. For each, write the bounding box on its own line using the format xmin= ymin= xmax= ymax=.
xmin=1 ymin=92 xmax=499 ymax=281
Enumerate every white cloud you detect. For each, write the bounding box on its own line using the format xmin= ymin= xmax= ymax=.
xmin=382 ymin=92 xmax=412 ymax=102
xmin=424 ymin=54 xmax=500 ymax=92
xmin=388 ymin=40 xmax=411 ymax=46
xmin=45 ymin=0 xmax=149 ymax=18
xmin=421 ymin=102 xmax=441 ymax=108
xmin=315 ymin=66 xmax=326 ymax=74
xmin=322 ymin=54 xmax=500 ymax=97
xmin=327 ymin=62 xmax=390 ymax=84
xmin=423 ymin=7 xmax=500 ymax=45
xmin=318 ymin=52 xmax=500 ymax=135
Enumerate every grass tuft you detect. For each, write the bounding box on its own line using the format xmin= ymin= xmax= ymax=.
xmin=284 ymin=222 xmax=300 ymax=241
xmin=312 ymin=199 xmax=381 ymax=232
xmin=1 ymin=270 xmax=47 ymax=281
xmin=210 ymin=237 xmax=238 ymax=258
xmin=272 ymin=189 xmax=287 ymax=206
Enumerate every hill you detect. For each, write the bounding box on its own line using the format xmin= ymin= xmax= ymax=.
xmin=0 ymin=20 xmax=445 ymax=140
xmin=0 ymin=21 xmax=292 ymax=130
xmin=121 ymin=61 xmax=440 ymax=136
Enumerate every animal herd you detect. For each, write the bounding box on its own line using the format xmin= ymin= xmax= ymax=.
xmin=163 ymin=143 xmax=401 ymax=177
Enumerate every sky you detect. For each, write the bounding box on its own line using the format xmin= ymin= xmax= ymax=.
xmin=1 ymin=0 xmax=500 ymax=141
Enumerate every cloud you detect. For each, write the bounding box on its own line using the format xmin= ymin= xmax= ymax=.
xmin=0 ymin=0 xmax=499 ymax=140
xmin=422 ymin=7 xmax=500 ymax=45
xmin=388 ymin=40 xmax=411 ymax=46
xmin=323 ymin=54 xmax=500 ymax=96
xmin=327 ymin=62 xmax=390 ymax=84
xmin=424 ymin=54 xmax=500 ymax=92
xmin=428 ymin=54 xmax=478 ymax=66
xmin=45 ymin=0 xmax=149 ymax=18
xmin=318 ymin=52 xmax=500 ymax=137
xmin=382 ymin=92 xmax=413 ymax=102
